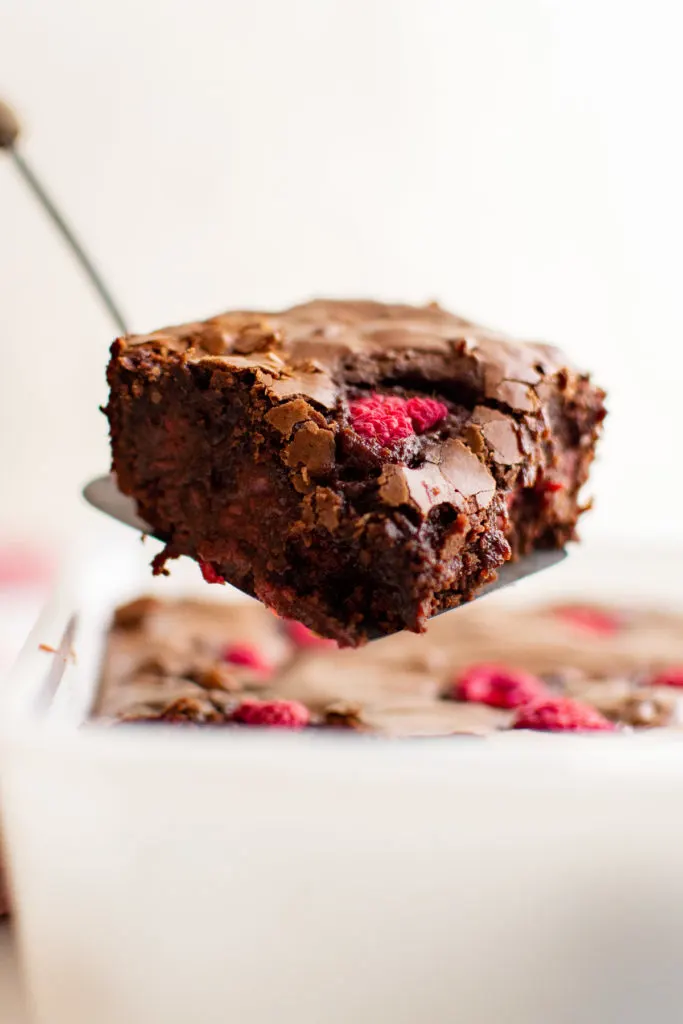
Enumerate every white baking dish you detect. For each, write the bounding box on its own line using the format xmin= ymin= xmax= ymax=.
xmin=2 ymin=539 xmax=683 ymax=1024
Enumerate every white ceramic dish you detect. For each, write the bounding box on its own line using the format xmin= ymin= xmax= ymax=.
xmin=2 ymin=541 xmax=683 ymax=1024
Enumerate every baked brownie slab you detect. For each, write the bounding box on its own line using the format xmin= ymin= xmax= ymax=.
xmin=105 ymin=300 xmax=605 ymax=646
xmin=95 ymin=596 xmax=683 ymax=734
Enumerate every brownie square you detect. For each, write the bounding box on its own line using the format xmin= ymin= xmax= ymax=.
xmin=96 ymin=596 xmax=683 ymax=735
xmin=105 ymin=300 xmax=605 ymax=646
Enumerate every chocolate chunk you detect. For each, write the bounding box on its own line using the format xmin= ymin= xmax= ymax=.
xmin=265 ymin=398 xmax=323 ymax=438
xmin=283 ymin=422 xmax=336 ymax=474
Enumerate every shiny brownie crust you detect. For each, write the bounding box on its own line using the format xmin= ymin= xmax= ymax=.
xmin=105 ymin=299 xmax=605 ymax=646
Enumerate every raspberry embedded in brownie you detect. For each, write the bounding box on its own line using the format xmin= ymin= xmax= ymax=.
xmin=105 ymin=299 xmax=606 ymax=646
xmin=453 ymin=664 xmax=547 ymax=709
xmin=512 ymin=696 xmax=616 ymax=732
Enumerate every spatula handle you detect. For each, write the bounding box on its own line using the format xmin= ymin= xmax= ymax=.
xmin=0 ymin=97 xmax=130 ymax=336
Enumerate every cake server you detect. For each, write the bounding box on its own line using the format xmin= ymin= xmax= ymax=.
xmin=0 ymin=97 xmax=129 ymax=335
xmin=1 ymin=95 xmax=567 ymax=621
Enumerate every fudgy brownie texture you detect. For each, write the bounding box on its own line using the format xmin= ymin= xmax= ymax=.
xmin=95 ymin=596 xmax=683 ymax=735
xmin=105 ymin=300 xmax=606 ymax=646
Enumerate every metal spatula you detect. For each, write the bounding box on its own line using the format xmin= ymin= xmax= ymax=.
xmin=0 ymin=97 xmax=128 ymax=334
xmin=2 ymin=96 xmax=567 ymax=620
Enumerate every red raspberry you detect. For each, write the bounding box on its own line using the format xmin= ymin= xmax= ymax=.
xmin=199 ymin=561 xmax=226 ymax=585
xmin=231 ymin=698 xmax=310 ymax=729
xmin=513 ymin=696 xmax=616 ymax=732
xmin=649 ymin=667 xmax=683 ymax=688
xmin=405 ymin=396 xmax=448 ymax=433
xmin=453 ymin=663 xmax=547 ymax=709
xmin=221 ymin=644 xmax=272 ymax=675
xmin=284 ymin=620 xmax=338 ymax=649
xmin=536 ymin=477 xmax=564 ymax=496
xmin=553 ymin=605 xmax=620 ymax=636
xmin=348 ymin=394 xmax=414 ymax=446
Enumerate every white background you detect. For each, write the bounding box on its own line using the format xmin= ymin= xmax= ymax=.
xmin=0 ymin=0 xmax=681 ymax=549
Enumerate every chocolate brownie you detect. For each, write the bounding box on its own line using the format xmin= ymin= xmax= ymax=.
xmin=105 ymin=300 xmax=605 ymax=646
xmin=94 ymin=596 xmax=683 ymax=734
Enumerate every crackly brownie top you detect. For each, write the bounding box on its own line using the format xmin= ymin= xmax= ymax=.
xmin=95 ymin=596 xmax=683 ymax=735
xmin=114 ymin=300 xmax=603 ymax=541
xmin=109 ymin=300 xmax=607 ymax=645
xmin=117 ymin=298 xmax=583 ymax=416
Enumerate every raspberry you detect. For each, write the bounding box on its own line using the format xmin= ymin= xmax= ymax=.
xmin=649 ymin=667 xmax=683 ymax=688
xmin=348 ymin=393 xmax=449 ymax=444
xmin=348 ymin=394 xmax=414 ymax=446
xmin=199 ymin=561 xmax=226 ymax=585
xmin=536 ymin=477 xmax=564 ymax=496
xmin=553 ymin=605 xmax=620 ymax=636
xmin=231 ymin=698 xmax=310 ymax=729
xmin=453 ymin=663 xmax=547 ymax=709
xmin=284 ymin=620 xmax=338 ymax=649
xmin=513 ymin=696 xmax=616 ymax=732
xmin=221 ymin=643 xmax=272 ymax=675
xmin=405 ymin=396 xmax=448 ymax=433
